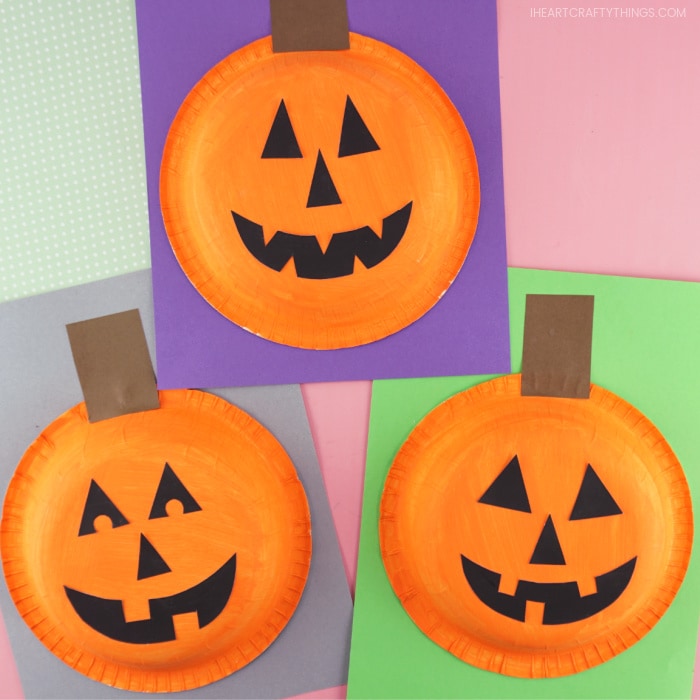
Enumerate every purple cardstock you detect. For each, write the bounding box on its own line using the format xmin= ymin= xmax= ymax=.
xmin=136 ymin=0 xmax=511 ymax=388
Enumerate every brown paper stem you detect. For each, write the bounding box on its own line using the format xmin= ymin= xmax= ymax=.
xmin=66 ymin=309 xmax=159 ymax=422
xmin=521 ymin=294 xmax=594 ymax=399
xmin=270 ymin=0 xmax=350 ymax=52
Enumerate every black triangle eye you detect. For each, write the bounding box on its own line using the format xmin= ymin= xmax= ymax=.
xmin=261 ymin=99 xmax=302 ymax=159
xmin=478 ymin=455 xmax=531 ymax=513
xmin=78 ymin=480 xmax=129 ymax=536
xmin=338 ymin=96 xmax=380 ymax=157
xmin=149 ymin=463 xmax=202 ymax=519
xmin=569 ymin=464 xmax=622 ymax=520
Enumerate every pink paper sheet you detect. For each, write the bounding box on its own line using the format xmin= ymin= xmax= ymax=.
xmin=0 ymin=612 xmax=21 ymax=699
xmin=498 ymin=1 xmax=700 ymax=283
xmin=289 ymin=685 xmax=347 ymax=700
xmin=301 ymin=383 xmax=371 ymax=597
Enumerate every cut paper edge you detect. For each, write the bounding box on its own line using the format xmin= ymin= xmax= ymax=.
xmin=66 ymin=309 xmax=159 ymax=422
xmin=521 ymin=295 xmax=594 ymax=399
xmin=270 ymin=0 xmax=350 ymax=53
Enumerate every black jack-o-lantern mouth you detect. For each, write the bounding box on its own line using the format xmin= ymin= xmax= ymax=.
xmin=229 ymin=96 xmax=415 ymax=279
xmin=460 ymin=554 xmax=636 ymax=625
xmin=231 ymin=202 xmax=412 ymax=279
xmin=63 ymin=464 xmax=238 ymax=645
xmin=460 ymin=456 xmax=637 ymax=625
xmin=64 ymin=554 xmax=237 ymax=644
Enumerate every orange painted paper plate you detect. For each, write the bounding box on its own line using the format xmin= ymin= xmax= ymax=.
xmin=1 ymin=389 xmax=311 ymax=693
xmin=380 ymin=374 xmax=693 ymax=678
xmin=160 ymin=33 xmax=479 ymax=349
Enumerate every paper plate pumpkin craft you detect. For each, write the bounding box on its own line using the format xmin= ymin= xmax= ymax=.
xmin=380 ymin=296 xmax=692 ymax=678
xmin=160 ymin=1 xmax=480 ymax=349
xmin=1 ymin=311 xmax=311 ymax=692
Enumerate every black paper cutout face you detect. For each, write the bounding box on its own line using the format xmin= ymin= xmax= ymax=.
xmin=231 ymin=96 xmax=413 ymax=279
xmin=462 ymin=458 xmax=635 ymax=625
xmin=137 ymin=534 xmax=172 ymax=580
xmin=261 ymin=99 xmax=302 ymax=159
xmin=529 ymin=515 xmax=566 ymax=565
xmin=570 ymin=464 xmax=623 ymax=519
xmin=149 ymin=462 xmax=202 ymax=519
xmin=477 ymin=455 xmax=531 ymax=513
xmin=66 ymin=464 xmax=236 ymax=644
xmin=78 ymin=480 xmax=129 ymax=535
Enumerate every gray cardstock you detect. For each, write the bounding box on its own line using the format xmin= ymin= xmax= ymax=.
xmin=0 ymin=270 xmax=352 ymax=699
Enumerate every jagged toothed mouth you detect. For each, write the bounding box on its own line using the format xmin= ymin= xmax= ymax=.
xmin=231 ymin=201 xmax=412 ymax=279
xmin=64 ymin=554 xmax=236 ymax=644
xmin=460 ymin=554 xmax=636 ymax=624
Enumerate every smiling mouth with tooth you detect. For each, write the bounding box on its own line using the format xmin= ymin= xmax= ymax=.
xmin=460 ymin=555 xmax=636 ymax=625
xmin=64 ymin=554 xmax=236 ymax=644
xmin=231 ymin=201 xmax=413 ymax=280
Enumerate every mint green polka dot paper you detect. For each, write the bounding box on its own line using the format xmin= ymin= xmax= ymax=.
xmin=0 ymin=0 xmax=150 ymax=303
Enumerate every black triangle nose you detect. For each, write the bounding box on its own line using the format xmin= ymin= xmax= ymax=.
xmin=529 ymin=515 xmax=566 ymax=565
xmin=306 ymin=150 xmax=342 ymax=208
xmin=137 ymin=534 xmax=172 ymax=580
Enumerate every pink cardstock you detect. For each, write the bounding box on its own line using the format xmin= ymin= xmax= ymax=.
xmin=301 ymin=382 xmax=371 ymax=597
xmin=0 ymin=612 xmax=22 ymax=699
xmin=288 ymin=685 xmax=347 ymax=700
xmin=498 ymin=1 xmax=700 ymax=283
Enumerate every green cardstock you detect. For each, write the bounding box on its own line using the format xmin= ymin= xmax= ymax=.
xmin=348 ymin=267 xmax=700 ymax=699
xmin=0 ymin=1 xmax=149 ymax=303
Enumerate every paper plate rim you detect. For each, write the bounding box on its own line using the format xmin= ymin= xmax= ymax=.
xmin=159 ymin=32 xmax=480 ymax=350
xmin=1 ymin=389 xmax=312 ymax=693
xmin=379 ymin=374 xmax=693 ymax=678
